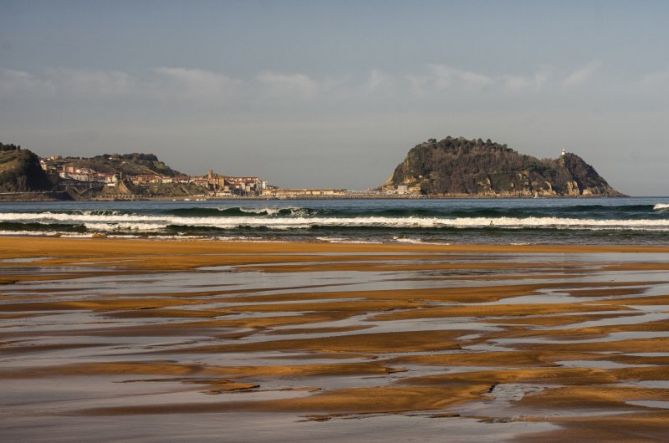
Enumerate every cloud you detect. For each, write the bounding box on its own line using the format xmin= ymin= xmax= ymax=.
xmin=0 ymin=67 xmax=242 ymax=102
xmin=153 ymin=67 xmax=239 ymax=99
xmin=256 ymin=71 xmax=320 ymax=99
xmin=500 ymin=68 xmax=549 ymax=94
xmin=0 ymin=69 xmax=40 ymax=95
xmin=50 ymin=68 xmax=134 ymax=97
xmin=562 ymin=61 xmax=601 ymax=88
xmin=501 ymin=75 xmax=532 ymax=93
xmin=0 ymin=68 xmax=133 ymax=98
xmin=366 ymin=69 xmax=391 ymax=93
xmin=636 ymin=68 xmax=669 ymax=94
xmin=405 ymin=64 xmax=553 ymax=96
xmin=407 ymin=64 xmax=492 ymax=95
xmin=0 ymin=62 xmax=613 ymax=109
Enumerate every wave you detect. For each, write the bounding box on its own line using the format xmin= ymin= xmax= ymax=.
xmin=83 ymin=222 xmax=167 ymax=232
xmin=0 ymin=221 xmax=87 ymax=232
xmin=166 ymin=207 xmax=313 ymax=217
xmin=3 ymin=211 xmax=669 ymax=233
xmin=0 ymin=230 xmax=95 ymax=238
xmin=316 ymin=236 xmax=348 ymax=243
xmin=393 ymin=236 xmax=450 ymax=245
xmin=315 ymin=236 xmax=382 ymax=244
xmin=166 ymin=204 xmax=667 ymax=219
xmin=3 ymin=202 xmax=666 ymax=222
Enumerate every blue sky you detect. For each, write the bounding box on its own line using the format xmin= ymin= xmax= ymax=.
xmin=1 ymin=0 xmax=668 ymax=194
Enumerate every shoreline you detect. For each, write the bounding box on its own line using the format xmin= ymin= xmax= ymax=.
xmin=3 ymin=236 xmax=669 ymax=260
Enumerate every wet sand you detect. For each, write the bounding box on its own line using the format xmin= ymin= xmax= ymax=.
xmin=2 ymin=237 xmax=669 ymax=441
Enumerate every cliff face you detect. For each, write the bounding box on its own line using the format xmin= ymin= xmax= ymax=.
xmin=383 ymin=137 xmax=623 ymax=197
xmin=0 ymin=144 xmax=54 ymax=192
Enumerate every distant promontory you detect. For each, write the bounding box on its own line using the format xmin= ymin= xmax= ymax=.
xmin=0 ymin=144 xmax=271 ymax=201
xmin=382 ymin=137 xmax=623 ymax=197
xmin=1 ymin=137 xmax=624 ymax=201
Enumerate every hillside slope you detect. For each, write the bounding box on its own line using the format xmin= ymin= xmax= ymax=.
xmin=60 ymin=153 xmax=184 ymax=177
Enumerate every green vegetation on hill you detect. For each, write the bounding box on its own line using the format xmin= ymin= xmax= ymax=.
xmin=63 ymin=153 xmax=184 ymax=177
xmin=384 ymin=137 xmax=623 ymax=197
xmin=0 ymin=143 xmax=54 ymax=192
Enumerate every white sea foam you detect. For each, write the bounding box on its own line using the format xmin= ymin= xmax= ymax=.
xmin=393 ymin=237 xmax=451 ymax=245
xmin=238 ymin=207 xmax=278 ymax=215
xmin=316 ymin=236 xmax=348 ymax=243
xmin=235 ymin=206 xmax=303 ymax=216
xmin=315 ymin=236 xmax=382 ymax=244
xmin=337 ymin=240 xmax=383 ymax=244
xmin=83 ymin=222 xmax=167 ymax=232
xmin=0 ymin=230 xmax=95 ymax=238
xmin=2 ymin=212 xmax=669 ymax=232
xmin=216 ymin=236 xmax=265 ymax=241
xmin=654 ymin=203 xmax=669 ymax=211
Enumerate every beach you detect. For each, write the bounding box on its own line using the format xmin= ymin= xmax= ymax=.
xmin=6 ymin=1 xmax=669 ymax=440
xmin=2 ymin=236 xmax=669 ymax=441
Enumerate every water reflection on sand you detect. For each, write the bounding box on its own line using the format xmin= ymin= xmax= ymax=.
xmin=2 ymin=240 xmax=669 ymax=441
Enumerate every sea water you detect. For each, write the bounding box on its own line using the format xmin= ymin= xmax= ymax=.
xmin=1 ymin=197 xmax=669 ymax=245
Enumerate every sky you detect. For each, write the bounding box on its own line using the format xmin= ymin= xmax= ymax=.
xmin=1 ymin=0 xmax=668 ymax=195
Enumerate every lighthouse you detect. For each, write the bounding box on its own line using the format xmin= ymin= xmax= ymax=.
xmin=561 ymin=148 xmax=567 ymax=157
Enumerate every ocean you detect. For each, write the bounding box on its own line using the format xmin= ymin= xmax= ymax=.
xmin=1 ymin=197 xmax=669 ymax=245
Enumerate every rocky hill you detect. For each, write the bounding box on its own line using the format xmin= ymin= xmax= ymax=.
xmin=382 ymin=137 xmax=623 ymax=197
xmin=0 ymin=143 xmax=54 ymax=192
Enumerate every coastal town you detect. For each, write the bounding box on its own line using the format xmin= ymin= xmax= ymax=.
xmin=36 ymin=153 xmax=358 ymax=200
xmin=42 ymin=155 xmax=265 ymax=197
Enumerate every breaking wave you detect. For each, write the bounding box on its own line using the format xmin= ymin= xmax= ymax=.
xmin=166 ymin=204 xmax=667 ymax=219
xmin=1 ymin=199 xmax=668 ymax=244
xmin=167 ymin=207 xmax=313 ymax=217
xmin=2 ymin=212 xmax=669 ymax=233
